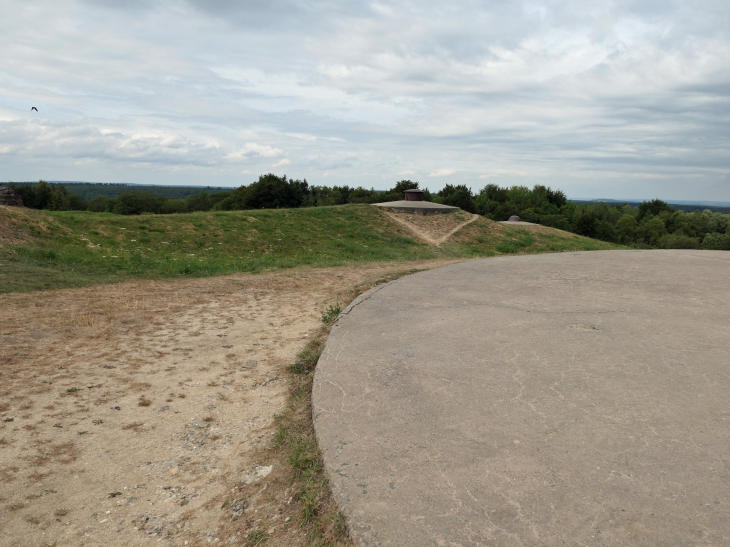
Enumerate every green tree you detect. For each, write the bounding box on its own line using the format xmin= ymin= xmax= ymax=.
xmin=438 ymin=184 xmax=477 ymax=213
xmin=638 ymin=217 xmax=667 ymax=246
xmin=217 ymin=174 xmax=307 ymax=210
xmin=47 ymin=185 xmax=71 ymax=211
xmin=574 ymin=208 xmax=597 ymax=238
xmin=615 ymin=214 xmax=638 ymax=244
xmin=637 ymin=199 xmax=673 ymax=221
xmin=33 ymin=180 xmax=53 ymax=209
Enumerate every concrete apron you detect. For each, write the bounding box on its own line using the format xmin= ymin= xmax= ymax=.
xmin=313 ymin=250 xmax=730 ymax=547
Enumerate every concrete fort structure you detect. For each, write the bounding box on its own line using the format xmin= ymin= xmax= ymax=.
xmin=373 ymin=188 xmax=458 ymax=215
xmin=313 ymin=250 xmax=730 ymax=547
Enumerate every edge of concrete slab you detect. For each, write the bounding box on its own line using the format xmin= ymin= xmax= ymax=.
xmin=313 ymin=250 xmax=730 ymax=546
xmin=373 ymin=201 xmax=459 ymax=215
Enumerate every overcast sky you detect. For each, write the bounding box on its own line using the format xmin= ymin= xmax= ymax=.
xmin=1 ymin=0 xmax=729 ymax=199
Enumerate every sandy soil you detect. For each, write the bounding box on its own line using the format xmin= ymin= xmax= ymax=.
xmin=376 ymin=208 xmax=479 ymax=246
xmin=0 ymin=260 xmax=460 ymax=547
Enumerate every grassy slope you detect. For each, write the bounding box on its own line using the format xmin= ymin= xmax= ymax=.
xmin=441 ymin=216 xmax=620 ymax=256
xmin=0 ymin=204 xmax=624 ymax=293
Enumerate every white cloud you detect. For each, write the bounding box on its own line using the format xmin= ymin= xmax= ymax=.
xmin=273 ymin=158 xmax=290 ymax=167
xmin=225 ymin=143 xmax=284 ymax=160
xmin=429 ymin=168 xmax=459 ymax=177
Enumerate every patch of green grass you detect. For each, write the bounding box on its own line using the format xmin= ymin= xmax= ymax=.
xmin=245 ymin=531 xmax=270 ymax=546
xmin=442 ymin=220 xmax=623 ymax=257
xmin=0 ymin=204 xmax=625 ymax=294
xmin=0 ymin=205 xmax=440 ymax=293
xmin=496 ymin=243 xmax=518 ymax=253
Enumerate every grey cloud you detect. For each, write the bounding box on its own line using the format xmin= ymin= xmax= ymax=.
xmin=1 ymin=0 xmax=729 ymax=199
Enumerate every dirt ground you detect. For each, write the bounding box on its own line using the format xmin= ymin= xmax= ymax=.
xmin=0 ymin=260 xmax=460 ymax=547
xmin=377 ymin=209 xmax=479 ymax=246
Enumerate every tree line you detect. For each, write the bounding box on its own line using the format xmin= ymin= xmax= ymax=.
xmin=7 ymin=176 xmax=730 ymax=250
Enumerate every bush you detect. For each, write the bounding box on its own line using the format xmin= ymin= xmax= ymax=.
xmin=658 ymin=234 xmax=700 ymax=249
xmin=160 ymin=199 xmax=186 ymax=214
xmin=9 ymin=181 xmax=85 ymax=211
xmin=540 ymin=214 xmax=571 ymax=231
xmin=88 ymin=196 xmax=107 ymax=212
xmin=108 ymin=191 xmax=166 ymax=215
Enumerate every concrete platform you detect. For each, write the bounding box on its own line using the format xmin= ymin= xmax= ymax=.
xmin=373 ymin=200 xmax=458 ymax=215
xmin=498 ymin=219 xmax=539 ymax=225
xmin=313 ymin=250 xmax=730 ymax=547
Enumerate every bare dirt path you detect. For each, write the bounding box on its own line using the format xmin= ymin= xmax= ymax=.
xmin=377 ymin=208 xmax=479 ymax=246
xmin=0 ymin=260 xmax=459 ymax=547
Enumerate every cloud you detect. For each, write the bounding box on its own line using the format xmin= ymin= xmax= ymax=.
xmin=225 ymin=143 xmax=284 ymax=160
xmin=273 ymin=158 xmax=290 ymax=167
xmin=0 ymin=0 xmax=729 ymax=199
xmin=429 ymin=168 xmax=458 ymax=177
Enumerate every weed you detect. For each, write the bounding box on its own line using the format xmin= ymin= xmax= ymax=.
xmin=320 ymin=301 xmax=342 ymax=325
xmin=138 ymin=397 xmax=151 ymax=407
xmin=289 ymin=336 xmax=324 ymax=375
xmin=180 ymin=500 xmax=189 ymax=506
xmin=54 ymin=509 xmax=69 ymax=517
xmin=122 ymin=422 xmax=144 ymax=432
xmin=245 ymin=531 xmax=270 ymax=546
xmin=496 ymin=243 xmax=517 ymax=253
xmin=65 ymin=387 xmax=79 ymax=393
xmin=202 ymin=416 xmax=214 ymax=423
xmin=333 ymin=512 xmax=348 ymax=536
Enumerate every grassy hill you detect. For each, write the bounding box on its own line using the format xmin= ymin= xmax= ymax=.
xmin=0 ymin=204 xmax=622 ymax=293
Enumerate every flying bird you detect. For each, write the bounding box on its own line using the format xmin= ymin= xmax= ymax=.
xmin=31 ymin=107 xmax=38 ymax=112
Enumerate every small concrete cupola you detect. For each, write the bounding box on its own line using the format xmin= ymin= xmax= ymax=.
xmin=404 ymin=189 xmax=424 ymax=201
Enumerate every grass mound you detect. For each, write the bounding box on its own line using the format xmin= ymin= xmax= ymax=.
xmin=442 ymin=216 xmax=619 ymax=256
xmin=0 ymin=204 xmax=623 ymax=293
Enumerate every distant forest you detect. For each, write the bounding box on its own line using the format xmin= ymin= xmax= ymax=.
xmin=8 ymin=181 xmax=232 ymax=201
xmin=5 ymin=175 xmax=730 ymax=250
